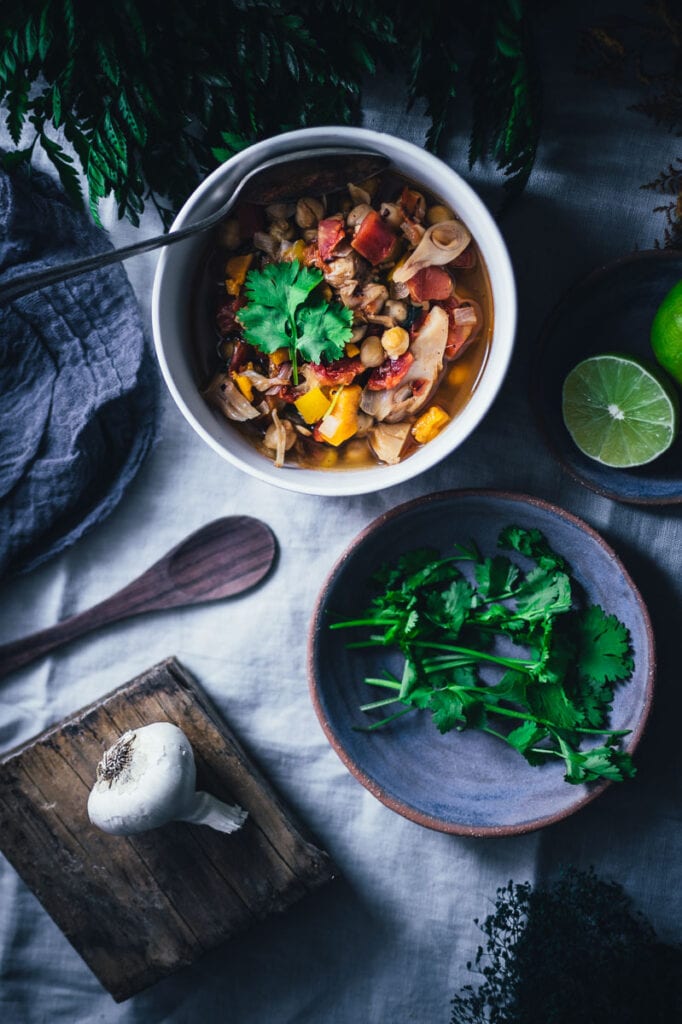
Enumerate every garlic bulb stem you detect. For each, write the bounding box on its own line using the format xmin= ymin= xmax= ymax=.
xmin=178 ymin=791 xmax=248 ymax=834
xmin=87 ymin=722 xmax=247 ymax=838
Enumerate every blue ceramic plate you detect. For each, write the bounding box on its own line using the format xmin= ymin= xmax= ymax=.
xmin=533 ymin=250 xmax=682 ymax=504
xmin=308 ymin=491 xmax=654 ymax=836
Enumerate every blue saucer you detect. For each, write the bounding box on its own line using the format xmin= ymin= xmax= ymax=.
xmin=308 ymin=491 xmax=654 ymax=836
xmin=533 ymin=250 xmax=682 ymax=504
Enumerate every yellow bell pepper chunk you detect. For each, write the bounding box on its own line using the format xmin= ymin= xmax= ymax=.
xmin=231 ymin=369 xmax=254 ymax=402
xmin=225 ymin=252 xmax=254 ymax=296
xmin=317 ymin=385 xmax=362 ymax=446
xmin=270 ymin=347 xmax=290 ymax=367
xmin=281 ymin=239 xmax=307 ymax=264
xmin=345 ymin=342 xmax=361 ymax=357
xmin=294 ymin=386 xmax=331 ymax=424
xmin=387 ymin=254 xmax=408 ymax=282
xmin=412 ymin=405 xmax=450 ymax=445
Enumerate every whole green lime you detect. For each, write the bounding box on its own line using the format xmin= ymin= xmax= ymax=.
xmin=651 ymin=279 xmax=682 ymax=386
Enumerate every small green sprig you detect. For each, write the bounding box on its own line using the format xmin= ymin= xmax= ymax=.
xmin=237 ymin=262 xmax=352 ymax=383
xmin=333 ymin=526 xmax=636 ymax=785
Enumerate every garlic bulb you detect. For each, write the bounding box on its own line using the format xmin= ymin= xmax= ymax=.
xmin=87 ymin=722 xmax=247 ymax=836
xmin=391 ymin=220 xmax=471 ymax=283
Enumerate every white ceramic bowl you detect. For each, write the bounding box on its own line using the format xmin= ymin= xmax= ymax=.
xmin=152 ymin=126 xmax=516 ymax=496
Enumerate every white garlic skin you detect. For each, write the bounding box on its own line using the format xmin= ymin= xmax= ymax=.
xmin=87 ymin=723 xmax=196 ymax=835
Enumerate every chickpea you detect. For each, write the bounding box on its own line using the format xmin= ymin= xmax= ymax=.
xmin=269 ymin=218 xmax=295 ymax=242
xmin=384 ymin=299 xmax=408 ymax=323
xmin=427 ymin=204 xmax=454 ymax=225
xmin=302 ymin=228 xmax=318 ymax=243
xmin=381 ymin=326 xmax=410 ymax=358
xmin=295 ymin=197 xmax=325 ymax=229
xmin=360 ymin=335 xmax=385 ymax=368
xmin=347 ymin=203 xmax=373 ymax=229
xmin=351 ymin=323 xmax=368 ymax=344
xmin=265 ymin=202 xmax=295 ymax=221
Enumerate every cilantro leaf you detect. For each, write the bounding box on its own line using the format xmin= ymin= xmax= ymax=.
xmin=237 ymin=261 xmax=352 ymax=372
xmin=474 ymin=556 xmax=519 ymax=599
xmin=574 ymin=605 xmax=634 ymax=685
xmin=514 ymin=567 xmax=573 ymax=620
xmin=561 ymin=742 xmax=636 ymax=784
xmin=506 ymin=720 xmax=547 ymax=754
xmin=424 ymin=578 xmax=473 ymax=635
xmin=498 ymin=525 xmax=567 ymax=571
xmin=297 ymin=300 xmax=353 ymax=363
xmin=429 ymin=690 xmax=465 ymax=733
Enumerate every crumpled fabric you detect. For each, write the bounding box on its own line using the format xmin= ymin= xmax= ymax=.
xmin=0 ymin=162 xmax=157 ymax=578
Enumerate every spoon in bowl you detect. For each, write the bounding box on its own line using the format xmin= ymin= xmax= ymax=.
xmin=0 ymin=147 xmax=388 ymax=304
xmin=0 ymin=516 xmax=276 ymax=680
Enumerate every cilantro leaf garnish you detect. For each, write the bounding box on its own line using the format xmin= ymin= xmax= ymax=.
xmin=333 ymin=525 xmax=637 ymax=785
xmin=237 ymin=261 xmax=353 ymax=382
xmin=574 ymin=604 xmax=634 ymax=684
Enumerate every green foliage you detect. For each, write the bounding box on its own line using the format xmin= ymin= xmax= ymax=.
xmin=238 ymin=262 xmax=352 ymax=378
xmin=333 ymin=526 xmax=636 ymax=784
xmin=0 ymin=0 xmax=541 ymax=228
xmin=451 ymin=868 xmax=682 ymax=1023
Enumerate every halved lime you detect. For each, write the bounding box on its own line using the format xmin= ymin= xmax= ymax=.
xmin=562 ymin=354 xmax=679 ymax=468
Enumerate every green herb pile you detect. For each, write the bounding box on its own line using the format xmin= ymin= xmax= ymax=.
xmin=333 ymin=526 xmax=636 ymax=784
xmin=451 ymin=868 xmax=682 ymax=1023
xmin=238 ymin=263 xmax=352 ymax=384
xmin=0 ymin=0 xmax=540 ymax=228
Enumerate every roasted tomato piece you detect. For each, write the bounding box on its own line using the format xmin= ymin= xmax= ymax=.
xmin=229 ymin=339 xmax=258 ymax=372
xmin=318 ymin=216 xmax=347 ymax=261
xmin=449 ymin=243 xmax=477 ymax=269
xmin=309 ymin=356 xmax=365 ymax=386
xmin=216 ymin=295 xmax=246 ymax=337
xmin=367 ymin=351 xmax=415 ymax=390
xmin=440 ymin=296 xmax=482 ymax=360
xmin=351 ymin=210 xmax=398 ymax=265
xmin=406 ymin=266 xmax=453 ymax=302
xmin=399 ymin=186 xmax=423 ymax=218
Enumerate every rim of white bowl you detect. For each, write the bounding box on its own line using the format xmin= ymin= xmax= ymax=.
xmin=152 ymin=126 xmax=516 ymax=496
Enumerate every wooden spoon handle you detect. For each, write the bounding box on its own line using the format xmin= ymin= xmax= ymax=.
xmin=0 ymin=587 xmax=145 ymax=680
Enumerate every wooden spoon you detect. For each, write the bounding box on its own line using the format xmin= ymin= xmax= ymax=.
xmin=0 ymin=516 xmax=276 ymax=680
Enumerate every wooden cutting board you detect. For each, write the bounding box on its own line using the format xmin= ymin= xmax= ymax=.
xmin=0 ymin=658 xmax=336 ymax=1002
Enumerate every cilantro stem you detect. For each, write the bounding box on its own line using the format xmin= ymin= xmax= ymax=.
xmin=413 ymin=640 xmax=536 ymax=671
xmin=364 ymin=677 xmax=402 ymax=690
xmin=352 ymin=706 xmax=415 ymax=732
xmin=330 ymin=618 xmax=399 ymax=629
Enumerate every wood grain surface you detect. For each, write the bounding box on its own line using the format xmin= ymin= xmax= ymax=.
xmin=0 ymin=658 xmax=335 ymax=1002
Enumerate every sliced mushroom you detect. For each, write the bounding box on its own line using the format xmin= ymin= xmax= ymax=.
xmin=204 ymin=374 xmax=261 ymax=422
xmin=358 ymin=282 xmax=389 ymax=316
xmin=392 ymin=221 xmax=471 ymax=283
xmin=324 ymin=255 xmax=360 ymax=289
xmin=360 ymin=305 xmax=449 ymax=423
xmin=368 ymin=421 xmax=412 ymax=464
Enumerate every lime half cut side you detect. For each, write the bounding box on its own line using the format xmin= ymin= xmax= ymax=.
xmin=562 ymin=354 xmax=679 ymax=468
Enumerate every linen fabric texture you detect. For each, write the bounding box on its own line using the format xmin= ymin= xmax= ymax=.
xmin=0 ymin=162 xmax=157 ymax=577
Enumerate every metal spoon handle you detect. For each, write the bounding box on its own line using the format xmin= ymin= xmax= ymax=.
xmin=0 ymin=205 xmax=230 ymax=305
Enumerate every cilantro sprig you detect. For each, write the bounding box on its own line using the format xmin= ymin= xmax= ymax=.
xmin=237 ymin=262 xmax=353 ymax=383
xmin=332 ymin=526 xmax=636 ymax=785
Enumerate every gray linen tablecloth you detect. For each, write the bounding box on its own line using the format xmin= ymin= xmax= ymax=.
xmin=1 ymin=4 xmax=681 ymax=1021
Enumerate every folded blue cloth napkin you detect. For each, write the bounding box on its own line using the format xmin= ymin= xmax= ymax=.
xmin=0 ymin=162 xmax=158 ymax=578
